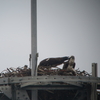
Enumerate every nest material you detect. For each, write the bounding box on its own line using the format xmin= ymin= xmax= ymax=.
xmin=38 ymin=68 xmax=90 ymax=76
xmin=0 ymin=67 xmax=31 ymax=77
xmin=0 ymin=66 xmax=91 ymax=78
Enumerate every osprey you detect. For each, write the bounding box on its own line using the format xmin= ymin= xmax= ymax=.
xmin=38 ymin=56 xmax=69 ymax=70
xmin=63 ymin=56 xmax=76 ymax=75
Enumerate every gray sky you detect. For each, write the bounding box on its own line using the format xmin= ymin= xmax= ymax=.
xmin=0 ymin=0 xmax=100 ymax=76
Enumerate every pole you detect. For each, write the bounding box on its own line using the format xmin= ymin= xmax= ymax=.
xmin=31 ymin=0 xmax=37 ymax=76
xmin=91 ymin=63 xmax=97 ymax=100
xmin=31 ymin=0 xmax=38 ymax=100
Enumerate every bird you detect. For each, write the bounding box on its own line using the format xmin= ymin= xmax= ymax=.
xmin=63 ymin=56 xmax=76 ymax=75
xmin=38 ymin=56 xmax=69 ymax=70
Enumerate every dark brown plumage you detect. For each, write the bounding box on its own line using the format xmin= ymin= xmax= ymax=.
xmin=38 ymin=56 xmax=69 ymax=69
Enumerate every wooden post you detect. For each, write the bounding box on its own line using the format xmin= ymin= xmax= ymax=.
xmin=91 ymin=63 xmax=97 ymax=100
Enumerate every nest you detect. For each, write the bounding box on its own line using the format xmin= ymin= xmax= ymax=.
xmin=0 ymin=66 xmax=31 ymax=77
xmin=0 ymin=66 xmax=93 ymax=100
xmin=0 ymin=66 xmax=91 ymax=78
xmin=38 ymin=68 xmax=90 ymax=76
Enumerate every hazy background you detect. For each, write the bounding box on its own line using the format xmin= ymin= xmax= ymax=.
xmin=0 ymin=0 xmax=100 ymax=76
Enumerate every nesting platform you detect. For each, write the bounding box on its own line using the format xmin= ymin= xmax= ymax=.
xmin=0 ymin=65 xmax=100 ymax=100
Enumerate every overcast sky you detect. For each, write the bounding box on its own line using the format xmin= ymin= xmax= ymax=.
xmin=0 ymin=0 xmax=100 ymax=76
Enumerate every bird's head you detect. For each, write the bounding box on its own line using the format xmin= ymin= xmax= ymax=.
xmin=69 ymin=56 xmax=75 ymax=64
